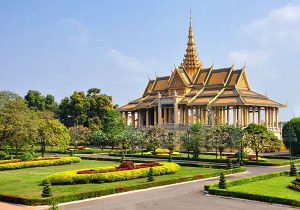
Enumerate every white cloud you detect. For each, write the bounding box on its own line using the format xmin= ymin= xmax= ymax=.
xmin=105 ymin=49 xmax=146 ymax=74
xmin=228 ymin=49 xmax=271 ymax=67
xmin=57 ymin=18 xmax=88 ymax=45
xmin=242 ymin=3 xmax=300 ymax=44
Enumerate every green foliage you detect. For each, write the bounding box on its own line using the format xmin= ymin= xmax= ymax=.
xmin=168 ymin=154 xmax=172 ymax=162
xmin=120 ymin=152 xmax=125 ymax=163
xmin=147 ymin=167 xmax=155 ymax=182
xmin=0 ymin=98 xmax=37 ymax=154
xmin=227 ymin=159 xmax=233 ymax=170
xmin=46 ymin=162 xmax=180 ymax=185
xmin=218 ymin=172 xmax=227 ymax=189
xmin=145 ymin=126 xmax=168 ymax=153
xmin=283 ymin=119 xmax=300 ymax=155
xmin=58 ymin=89 xmax=116 ymax=130
xmin=290 ymin=162 xmax=298 ymax=176
xmin=37 ymin=111 xmax=70 ymax=157
xmin=189 ymin=123 xmax=205 ymax=159
xmin=69 ymin=126 xmax=91 ymax=149
xmin=0 ymin=91 xmax=20 ymax=108
xmin=24 ymin=90 xmax=57 ymax=112
xmin=0 ymin=157 xmax=81 ymax=171
xmin=41 ymin=179 xmax=52 ymax=198
xmin=244 ymin=123 xmax=281 ymax=162
xmin=48 ymin=200 xmax=59 ymax=210
xmin=21 ymin=152 xmax=33 ymax=161
xmin=91 ymin=130 xmax=109 ymax=149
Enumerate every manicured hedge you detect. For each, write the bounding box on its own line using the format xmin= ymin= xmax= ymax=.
xmin=0 ymin=157 xmax=81 ymax=171
xmin=109 ymin=153 xmax=300 ymax=166
xmin=46 ymin=162 xmax=181 ymax=185
xmin=0 ymin=166 xmax=246 ymax=206
xmin=205 ymin=171 xmax=300 ymax=207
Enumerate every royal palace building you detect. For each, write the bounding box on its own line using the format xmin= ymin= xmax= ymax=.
xmin=118 ymin=17 xmax=286 ymax=136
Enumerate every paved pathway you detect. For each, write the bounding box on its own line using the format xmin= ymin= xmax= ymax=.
xmin=57 ymin=164 xmax=298 ymax=210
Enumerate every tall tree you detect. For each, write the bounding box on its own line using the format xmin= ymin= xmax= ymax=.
xmin=69 ymin=125 xmax=91 ymax=149
xmin=282 ymin=118 xmax=300 ymax=155
xmin=91 ymin=130 xmax=109 ymax=149
xmin=0 ymin=91 xmax=20 ymax=108
xmin=189 ymin=123 xmax=205 ymax=159
xmin=37 ymin=111 xmax=70 ymax=157
xmin=24 ymin=90 xmax=57 ymax=112
xmin=145 ymin=126 xmax=167 ymax=154
xmin=0 ymin=98 xmax=37 ymax=154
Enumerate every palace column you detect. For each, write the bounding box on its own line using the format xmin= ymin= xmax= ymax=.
xmin=227 ymin=106 xmax=230 ymax=125
xmin=239 ymin=107 xmax=243 ymax=126
xmin=265 ymin=107 xmax=269 ymax=128
xmin=271 ymin=108 xmax=275 ymax=128
xmin=158 ymin=103 xmax=162 ymax=125
xmin=168 ymin=107 xmax=172 ymax=123
xmin=185 ymin=107 xmax=189 ymax=125
xmin=222 ymin=107 xmax=226 ymax=124
xmin=131 ymin=111 xmax=135 ymax=127
xmin=191 ymin=107 xmax=194 ymax=124
xmin=146 ymin=110 xmax=149 ymax=127
xmin=200 ymin=107 xmax=204 ymax=124
xmin=258 ymin=107 xmax=261 ymax=124
xmin=275 ymin=108 xmax=279 ymax=130
xmin=253 ymin=107 xmax=256 ymax=124
xmin=247 ymin=108 xmax=250 ymax=125
xmin=174 ymin=102 xmax=178 ymax=126
xmin=233 ymin=107 xmax=237 ymax=126
xmin=180 ymin=107 xmax=184 ymax=124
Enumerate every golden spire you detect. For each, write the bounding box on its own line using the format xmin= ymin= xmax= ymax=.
xmin=182 ymin=12 xmax=202 ymax=79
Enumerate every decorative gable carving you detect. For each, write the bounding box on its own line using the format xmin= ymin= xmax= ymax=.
xmin=169 ymin=71 xmax=186 ymax=88
xmin=237 ymin=72 xmax=249 ymax=89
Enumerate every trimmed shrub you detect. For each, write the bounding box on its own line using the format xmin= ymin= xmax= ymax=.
xmin=41 ymin=179 xmax=52 ymax=198
xmin=290 ymin=162 xmax=298 ymax=176
xmin=21 ymin=152 xmax=34 ymax=161
xmin=226 ymin=159 xmax=233 ymax=170
xmin=46 ymin=162 xmax=181 ymax=185
xmin=0 ymin=157 xmax=81 ymax=171
xmin=218 ymin=172 xmax=227 ymax=189
xmin=147 ymin=167 xmax=155 ymax=182
xmin=288 ymin=176 xmax=300 ymax=191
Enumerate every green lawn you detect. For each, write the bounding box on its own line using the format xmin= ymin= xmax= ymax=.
xmin=0 ymin=159 xmax=222 ymax=199
xmin=228 ymin=176 xmax=299 ymax=201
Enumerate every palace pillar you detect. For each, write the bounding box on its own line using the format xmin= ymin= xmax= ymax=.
xmin=185 ymin=107 xmax=189 ymax=125
xmin=258 ymin=107 xmax=261 ymax=124
xmin=233 ymin=107 xmax=237 ymax=126
xmin=174 ymin=103 xmax=178 ymax=126
xmin=168 ymin=107 xmax=172 ymax=123
xmin=276 ymin=108 xmax=279 ymax=130
xmin=146 ymin=109 xmax=149 ymax=127
xmin=180 ymin=107 xmax=184 ymax=124
xmin=211 ymin=108 xmax=215 ymax=126
xmin=265 ymin=108 xmax=268 ymax=127
xmin=247 ymin=108 xmax=250 ymax=126
xmin=131 ymin=111 xmax=135 ymax=127
xmin=191 ymin=107 xmax=194 ymax=124
xmin=163 ymin=107 xmax=167 ymax=124
xmin=227 ymin=106 xmax=230 ymax=125
xmin=158 ymin=103 xmax=162 ymax=125
xmin=253 ymin=108 xmax=256 ymax=124
xmin=271 ymin=108 xmax=275 ymax=128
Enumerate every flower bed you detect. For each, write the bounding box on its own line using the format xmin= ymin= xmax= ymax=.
xmin=46 ymin=162 xmax=180 ymax=185
xmin=288 ymin=176 xmax=300 ymax=192
xmin=0 ymin=157 xmax=60 ymax=165
xmin=0 ymin=157 xmax=81 ymax=171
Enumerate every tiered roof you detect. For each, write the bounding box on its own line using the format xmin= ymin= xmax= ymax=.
xmin=118 ymin=17 xmax=285 ymax=112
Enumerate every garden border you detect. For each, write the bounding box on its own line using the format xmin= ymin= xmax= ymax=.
xmin=204 ymin=171 xmax=300 ymax=207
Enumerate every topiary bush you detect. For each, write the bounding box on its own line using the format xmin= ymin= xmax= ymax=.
xmin=227 ymin=159 xmax=233 ymax=170
xmin=219 ymin=172 xmax=227 ymax=189
xmin=41 ymin=179 xmax=52 ymax=198
xmin=147 ymin=167 xmax=155 ymax=182
xmin=290 ymin=162 xmax=298 ymax=176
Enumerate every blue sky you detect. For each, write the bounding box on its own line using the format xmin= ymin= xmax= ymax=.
xmin=0 ymin=0 xmax=300 ymax=121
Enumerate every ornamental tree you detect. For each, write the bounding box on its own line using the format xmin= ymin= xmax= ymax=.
xmin=91 ymin=130 xmax=109 ymax=149
xmin=189 ymin=123 xmax=205 ymax=159
xmin=145 ymin=126 xmax=167 ymax=154
xmin=37 ymin=111 xmax=70 ymax=157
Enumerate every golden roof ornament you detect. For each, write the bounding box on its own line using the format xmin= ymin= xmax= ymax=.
xmin=181 ymin=12 xmax=202 ymax=79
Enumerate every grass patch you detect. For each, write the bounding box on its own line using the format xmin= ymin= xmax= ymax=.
xmin=205 ymin=171 xmax=300 ymax=207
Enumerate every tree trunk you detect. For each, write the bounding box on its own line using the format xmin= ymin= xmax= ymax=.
xmin=215 ymin=148 xmax=218 ymax=159
xmin=41 ymin=143 xmax=46 ymax=157
xmin=219 ymin=150 xmax=223 ymax=160
xmin=256 ymin=151 xmax=259 ymax=163
xmin=187 ymin=149 xmax=190 ymax=159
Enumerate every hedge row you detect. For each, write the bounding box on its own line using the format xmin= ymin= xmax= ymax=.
xmin=109 ymin=153 xmax=300 ymax=166
xmin=0 ymin=157 xmax=81 ymax=171
xmin=205 ymin=171 xmax=300 ymax=207
xmin=46 ymin=162 xmax=181 ymax=185
xmin=0 ymin=166 xmax=246 ymax=206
